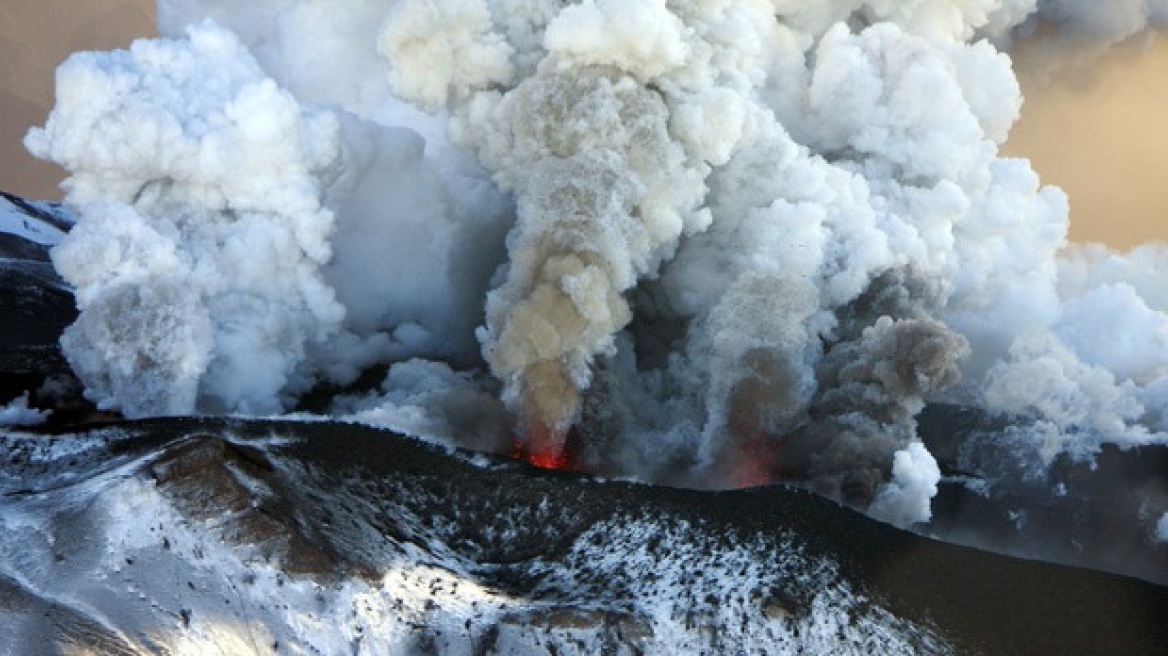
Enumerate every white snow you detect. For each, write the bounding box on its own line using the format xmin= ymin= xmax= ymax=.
xmin=0 ymin=196 xmax=68 ymax=246
xmin=0 ymin=444 xmax=953 ymax=654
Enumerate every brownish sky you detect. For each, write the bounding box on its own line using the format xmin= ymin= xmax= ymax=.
xmin=0 ymin=0 xmax=154 ymax=200
xmin=0 ymin=3 xmax=1163 ymax=248
xmin=1003 ymin=34 xmax=1168 ymax=249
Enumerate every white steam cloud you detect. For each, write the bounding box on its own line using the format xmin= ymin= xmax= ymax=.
xmin=26 ymin=23 xmax=344 ymax=416
xmin=25 ymin=0 xmax=1168 ymax=526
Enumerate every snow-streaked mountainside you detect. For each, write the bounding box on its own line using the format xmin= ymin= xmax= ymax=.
xmin=0 ymin=417 xmax=1165 ymax=655
xmin=0 ymin=191 xmax=71 ymax=248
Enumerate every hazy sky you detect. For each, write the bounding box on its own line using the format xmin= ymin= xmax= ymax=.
xmin=1003 ymin=34 xmax=1168 ymax=249
xmin=0 ymin=1 xmax=1163 ymax=249
xmin=0 ymin=0 xmax=154 ymax=200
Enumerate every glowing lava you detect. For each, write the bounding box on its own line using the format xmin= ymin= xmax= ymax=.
xmin=729 ymin=433 xmax=780 ymax=489
xmin=512 ymin=420 xmax=572 ymax=471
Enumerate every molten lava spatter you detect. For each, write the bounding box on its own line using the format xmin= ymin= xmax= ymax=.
xmin=512 ymin=420 xmax=572 ymax=471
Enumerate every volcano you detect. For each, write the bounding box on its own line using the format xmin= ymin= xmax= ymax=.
xmin=7 ymin=1 xmax=1168 ymax=653
xmin=1 ymin=196 xmax=1167 ymax=653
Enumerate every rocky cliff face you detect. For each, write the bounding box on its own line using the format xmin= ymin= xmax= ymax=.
xmin=0 ymin=191 xmax=76 ymax=404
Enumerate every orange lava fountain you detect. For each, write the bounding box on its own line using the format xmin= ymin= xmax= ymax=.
xmin=512 ymin=420 xmax=573 ymax=471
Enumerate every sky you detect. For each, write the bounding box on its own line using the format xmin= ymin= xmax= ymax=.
xmin=0 ymin=0 xmax=1164 ymax=249
xmin=1003 ymin=33 xmax=1168 ymax=249
xmin=0 ymin=0 xmax=154 ymax=201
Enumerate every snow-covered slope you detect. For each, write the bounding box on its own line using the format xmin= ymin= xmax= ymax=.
xmin=0 ymin=190 xmax=71 ymax=249
xmin=0 ymin=417 xmax=1164 ymax=655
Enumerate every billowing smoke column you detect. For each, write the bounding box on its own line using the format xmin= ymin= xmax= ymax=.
xmin=28 ymin=14 xmax=512 ymax=418
xmin=26 ymin=25 xmax=345 ymax=416
xmin=385 ymin=0 xmax=712 ymax=464
xmin=25 ymin=0 xmax=1168 ymax=529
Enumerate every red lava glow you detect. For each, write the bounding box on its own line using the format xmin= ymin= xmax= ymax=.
xmin=509 ymin=420 xmax=776 ymax=487
xmin=512 ymin=421 xmax=572 ymax=471
xmin=731 ymin=434 xmax=780 ymax=489
xmin=523 ymin=448 xmax=570 ymax=470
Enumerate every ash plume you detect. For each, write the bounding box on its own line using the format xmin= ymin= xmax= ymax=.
xmin=26 ymin=23 xmax=346 ymax=416
xmin=385 ymin=0 xmax=712 ymax=459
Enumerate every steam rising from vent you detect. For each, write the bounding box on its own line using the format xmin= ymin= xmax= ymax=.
xmin=26 ymin=24 xmax=345 ymax=416
xmin=24 ymin=0 xmax=1168 ymax=526
xmin=451 ymin=69 xmax=707 ymax=460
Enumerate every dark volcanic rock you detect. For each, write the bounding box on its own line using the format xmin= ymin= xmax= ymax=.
xmin=0 ymin=191 xmax=77 ymax=406
xmin=0 ymin=418 xmax=1164 ymax=654
xmin=0 ymin=264 xmax=76 ymax=377
xmin=919 ymin=403 xmax=1168 ymax=586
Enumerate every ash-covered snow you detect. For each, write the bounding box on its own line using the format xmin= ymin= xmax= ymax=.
xmin=0 ymin=193 xmax=79 ymax=404
xmin=2 ymin=419 xmax=1163 ymax=655
xmin=0 ymin=421 xmax=952 ymax=654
